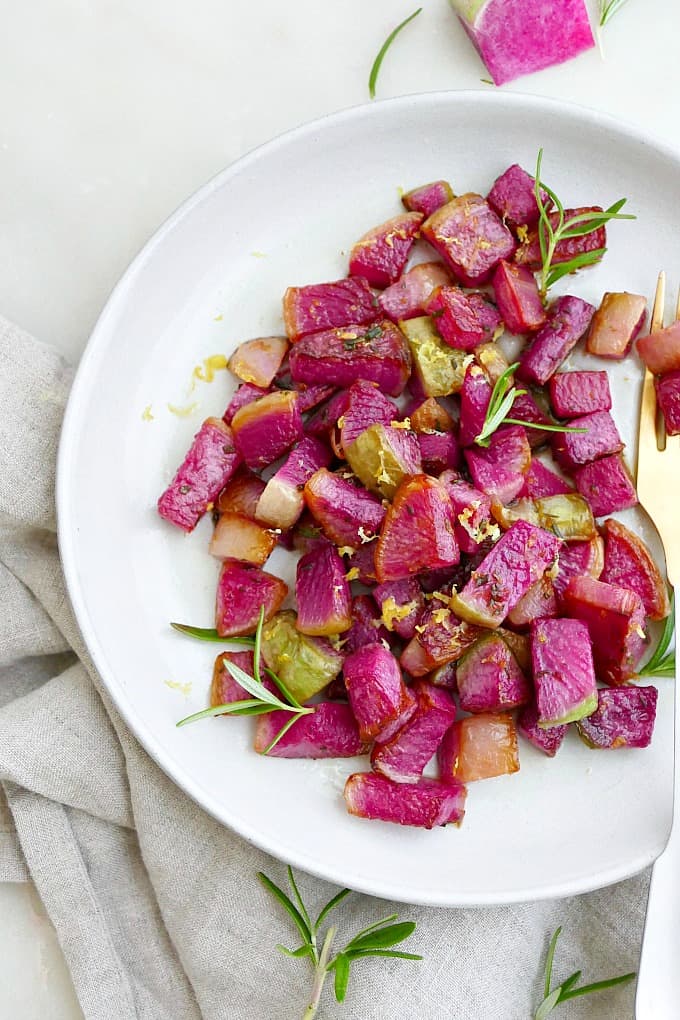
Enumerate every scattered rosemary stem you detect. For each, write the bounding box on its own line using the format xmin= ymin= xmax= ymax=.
xmin=303 ymin=926 xmax=337 ymax=1020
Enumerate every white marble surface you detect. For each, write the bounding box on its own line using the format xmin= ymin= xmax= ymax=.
xmin=1 ymin=0 xmax=678 ymax=1015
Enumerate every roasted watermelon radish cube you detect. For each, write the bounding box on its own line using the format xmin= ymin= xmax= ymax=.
xmin=586 ymin=292 xmax=647 ymax=359
xmin=216 ymin=468 xmax=266 ymax=519
xmin=255 ymin=702 xmax=369 ymax=758
xmin=378 ymin=262 xmax=453 ymax=322
xmin=426 ymin=659 xmax=458 ymax=690
xmin=425 ymin=286 xmax=492 ymax=351
xmin=345 ymin=423 xmax=421 ymax=500
xmin=497 ymin=627 xmax=531 ymax=672
xmin=231 ymin=390 xmax=303 ymax=470
xmin=342 ymin=595 xmax=391 ymax=655
xmin=531 ymin=618 xmax=597 ymax=726
xmin=421 ymin=194 xmax=516 ymax=286
xmin=375 ymin=475 xmax=459 ymax=583
xmin=228 ymin=336 xmax=289 ymax=388
xmin=549 ymin=371 xmax=612 ymax=418
xmin=601 ymin=518 xmax=670 ymax=620
xmin=402 ymin=180 xmax=454 ymax=217
xmin=468 ymin=293 xmax=504 ymax=340
xmin=304 ymin=468 xmax=385 ymax=547
xmin=158 ymin=418 xmax=242 ymax=533
xmin=282 ymin=276 xmax=379 ymax=341
xmin=465 ymin=425 xmax=531 ymax=503
xmin=516 ymin=208 xmax=605 ymax=271
xmin=209 ymin=512 xmax=276 ymax=566
xmin=223 ymin=383 xmax=270 ymax=425
xmin=534 ymin=493 xmax=596 ymax=542
xmin=439 ymin=473 xmax=498 ymax=555
xmin=518 ymin=458 xmax=573 ymax=499
xmin=215 ymin=560 xmax=288 ymax=638
xmin=459 ymin=363 xmax=492 ymax=447
xmin=399 ymin=316 xmax=468 ymax=397
xmin=563 ymin=576 xmax=647 ymax=686
xmin=507 ymin=575 xmax=558 ymax=628
xmin=255 ymin=435 xmax=331 ymax=531
xmin=304 ymin=388 xmax=350 ymax=437
xmin=576 ymin=686 xmax=658 ymax=750
xmin=516 ymin=296 xmax=595 ymax=386
xmin=487 ymin=164 xmax=550 ymax=231
xmin=552 ymin=535 xmax=604 ymax=601
xmin=349 ymin=212 xmax=424 ymax=288
xmin=211 ymin=650 xmax=275 ymax=707
xmin=261 ymin=610 xmax=343 ymax=703
xmin=401 ymin=604 xmax=481 ymax=676
xmin=417 ymin=431 xmax=461 ymax=474
xmin=289 ymin=320 xmax=411 ymax=397
xmin=637 ymin=320 xmax=680 ymax=375
xmin=343 ymin=643 xmax=416 ymax=743
xmin=456 ymin=633 xmax=531 ymax=713
xmin=552 ymin=410 xmax=623 ymax=473
xmin=373 ymin=577 xmax=425 ymax=641
xmin=517 ymin=701 xmax=567 ymax=758
xmin=296 ymin=544 xmax=352 ymax=636
xmin=451 ymin=519 xmax=560 ymax=628
xmin=492 ymin=261 xmax=546 ymax=335
xmin=295 ymin=383 xmax=336 ymax=413
xmin=344 ymin=773 xmax=467 ymax=828
xmin=655 ymin=370 xmax=680 ymax=436
xmin=344 ymin=543 xmax=378 ymax=585
xmin=438 ymin=714 xmax=519 ymax=783
xmin=573 ymin=454 xmax=638 ymax=517
xmin=371 ymin=681 xmax=457 ymax=783
xmin=507 ymin=389 xmax=555 ymax=449
xmin=409 ymin=397 xmax=455 ymax=434
xmin=338 ymin=379 xmax=397 ymax=450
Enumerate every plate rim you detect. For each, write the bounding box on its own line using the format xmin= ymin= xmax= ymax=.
xmin=57 ymin=90 xmax=677 ymax=906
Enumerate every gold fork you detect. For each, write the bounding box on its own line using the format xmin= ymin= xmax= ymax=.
xmin=635 ymin=271 xmax=679 ymax=1020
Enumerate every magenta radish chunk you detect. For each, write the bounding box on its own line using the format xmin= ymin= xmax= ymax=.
xmin=573 ymin=453 xmax=638 ymax=517
xmin=289 ymin=320 xmax=412 ymax=396
xmin=338 ymin=379 xmax=397 ymax=450
xmin=516 ymin=295 xmax=595 ymax=386
xmin=209 ymin=512 xmax=276 ymax=565
xmin=465 ymin=425 xmax=531 ymax=503
xmin=402 ymin=180 xmax=455 ymax=218
xmin=296 ymin=543 xmax=352 ymax=636
xmin=517 ymin=701 xmax=567 ymax=758
xmin=228 ymin=336 xmax=289 ymax=389
xmin=342 ymin=596 xmax=392 ymax=655
xmin=601 ymin=518 xmax=671 ymax=621
xmin=216 ymin=469 xmax=266 ymax=519
xmin=343 ymin=643 xmax=417 ymax=743
xmin=655 ymin=370 xmax=680 ymax=436
xmin=379 ymin=262 xmax=453 ymax=322
xmin=507 ymin=389 xmax=555 ymax=448
xmin=375 ymin=475 xmax=460 ymax=583
xmin=518 ymin=458 xmax=573 ymax=499
xmin=421 ymin=193 xmax=516 ymax=286
xmin=215 ymin=560 xmax=288 ymax=638
xmin=637 ymin=319 xmax=680 ymax=375
xmin=451 ymin=519 xmax=561 ymax=628
xmin=459 ymin=364 xmax=493 ymax=447
xmin=551 ymin=410 xmax=623 ymax=473
xmin=438 ymin=714 xmax=520 ymax=783
xmin=425 ymin=286 xmax=496 ymax=351
xmin=492 ymin=261 xmax=546 ymax=334
xmin=304 ymin=468 xmax=386 ymax=547
xmin=450 ymin=0 xmax=594 ymax=87
xmin=282 ymin=276 xmax=379 ymax=341
xmin=255 ymin=702 xmax=369 ymax=758
xmin=255 ymin=436 xmax=331 ymax=531
xmin=373 ymin=577 xmax=425 ymax=641
xmin=296 ymin=384 xmax=336 ymax=413
xmin=552 ymin=535 xmax=604 ymax=601
xmin=223 ymin=383 xmax=270 ymax=425
xmin=563 ymin=575 xmax=647 ymax=686
xmin=439 ymin=472 xmax=497 ymax=555
xmin=349 ymin=212 xmax=424 ymax=288
xmin=531 ymin=618 xmax=597 ymax=727
xmin=507 ymin=575 xmax=559 ymax=628
xmin=371 ymin=681 xmax=457 ymax=783
xmin=158 ymin=417 xmax=242 ymax=533
xmin=549 ymin=370 xmax=612 ymax=418
xmin=211 ymin=650 xmax=275 ymax=706
xmin=576 ymin=687 xmax=658 ymax=750
xmin=417 ymin=431 xmax=461 ymax=475
xmin=516 ymin=208 xmax=605 ymax=270
xmin=304 ymin=389 xmax=350 ymax=437
xmin=231 ymin=390 xmax=303 ymax=470
xmin=456 ymin=633 xmax=531 ymax=713
xmin=344 ymin=772 xmax=466 ymax=828
xmin=487 ymin=164 xmax=551 ymax=231
xmin=402 ymin=603 xmax=481 ymax=675
xmin=586 ymin=292 xmax=647 ymax=359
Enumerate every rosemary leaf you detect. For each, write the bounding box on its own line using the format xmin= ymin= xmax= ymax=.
xmin=369 ymin=8 xmax=422 ymax=99
xmin=640 ymin=594 xmax=675 ymax=676
xmin=345 ymin=922 xmax=417 ymax=953
xmin=257 ymin=872 xmax=313 ymax=947
xmin=333 ymin=953 xmax=351 ymax=1002
xmin=261 ymin=711 xmax=308 ymax=754
xmin=176 ymin=700 xmax=271 ymax=726
xmin=600 ymin=0 xmax=630 ymax=27
xmin=502 ymin=418 xmax=589 ymax=435
xmin=314 ymin=888 xmax=352 ymax=933
xmin=170 ymin=622 xmax=255 ymax=645
xmin=544 ymin=926 xmax=562 ymax=998
xmin=545 ymin=249 xmax=607 ymax=289
xmin=558 ymin=972 xmax=636 ymax=1002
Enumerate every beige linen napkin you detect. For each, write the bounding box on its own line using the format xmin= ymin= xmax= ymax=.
xmin=0 ymin=314 xmax=646 ymax=1019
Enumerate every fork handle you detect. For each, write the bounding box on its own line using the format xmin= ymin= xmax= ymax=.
xmin=635 ymin=821 xmax=680 ymax=1018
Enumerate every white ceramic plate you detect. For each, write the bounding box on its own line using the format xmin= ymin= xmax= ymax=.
xmin=58 ymin=92 xmax=678 ymax=906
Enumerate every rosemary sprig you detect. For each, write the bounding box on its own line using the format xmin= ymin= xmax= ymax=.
xmin=600 ymin=0 xmax=630 ymax=27
xmin=259 ymin=866 xmax=422 ymax=1019
xmin=368 ymin=8 xmax=422 ymax=99
xmin=640 ymin=593 xmax=676 ymax=678
xmin=474 ymin=363 xmax=588 ymax=448
xmin=176 ymin=607 xmax=315 ymax=753
xmin=534 ymin=926 xmax=636 ymax=1019
xmin=170 ymin=622 xmax=255 ymax=645
xmin=533 ymin=149 xmax=635 ymax=300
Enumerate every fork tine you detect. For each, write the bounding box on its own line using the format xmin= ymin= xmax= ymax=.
xmin=651 ymin=270 xmax=666 ymax=330
xmin=676 ymin=284 xmax=680 ymax=319
xmin=637 ymin=273 xmax=665 ymax=465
